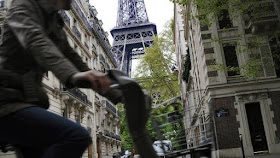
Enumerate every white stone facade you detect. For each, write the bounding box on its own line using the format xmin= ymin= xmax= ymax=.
xmin=0 ymin=0 xmax=121 ymax=158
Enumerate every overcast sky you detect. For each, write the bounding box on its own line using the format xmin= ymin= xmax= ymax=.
xmin=89 ymin=0 xmax=174 ymax=44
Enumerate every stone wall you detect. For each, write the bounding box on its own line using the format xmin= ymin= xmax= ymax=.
xmin=268 ymin=91 xmax=280 ymax=143
xmin=213 ymin=97 xmax=240 ymax=150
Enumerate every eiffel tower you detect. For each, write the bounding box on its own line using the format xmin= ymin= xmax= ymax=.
xmin=111 ymin=0 xmax=157 ymax=75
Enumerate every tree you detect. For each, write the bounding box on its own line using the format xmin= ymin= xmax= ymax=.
xmin=119 ymin=20 xmax=180 ymax=152
xmin=133 ymin=20 xmax=179 ymax=100
xmin=118 ymin=104 xmax=135 ymax=152
xmin=132 ymin=20 xmax=187 ymax=150
xmin=171 ymin=0 xmax=280 ymax=79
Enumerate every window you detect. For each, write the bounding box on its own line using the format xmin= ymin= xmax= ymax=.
xmin=85 ymin=57 xmax=88 ymax=66
xmin=93 ymin=58 xmax=97 ymax=69
xmin=201 ymin=33 xmax=211 ymax=40
xmin=73 ymin=18 xmax=77 ymax=26
xmin=269 ymin=37 xmax=280 ymax=77
xmin=218 ymin=9 xmax=233 ymax=29
xmin=223 ymin=44 xmax=240 ymax=76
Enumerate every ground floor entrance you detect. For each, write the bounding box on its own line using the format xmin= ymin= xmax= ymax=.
xmin=245 ymin=102 xmax=268 ymax=154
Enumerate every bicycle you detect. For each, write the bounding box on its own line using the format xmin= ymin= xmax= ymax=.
xmin=0 ymin=70 xmax=158 ymax=158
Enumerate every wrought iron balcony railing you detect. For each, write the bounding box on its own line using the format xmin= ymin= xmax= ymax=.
xmin=115 ymin=135 xmax=122 ymax=141
xmin=62 ymin=86 xmax=92 ymax=106
xmin=117 ymin=111 xmax=121 ymax=117
xmin=71 ymin=0 xmax=116 ymax=66
xmin=72 ymin=0 xmax=92 ymax=32
xmin=99 ymin=55 xmax=106 ymax=64
xmin=105 ymin=100 xmax=116 ymax=113
xmin=104 ymin=130 xmax=110 ymax=137
xmin=90 ymin=20 xmax=117 ymax=66
xmin=72 ymin=26 xmax=81 ymax=40
xmin=101 ymin=100 xmax=121 ymax=117
xmin=60 ymin=11 xmax=70 ymax=26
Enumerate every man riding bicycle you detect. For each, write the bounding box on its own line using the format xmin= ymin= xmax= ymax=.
xmin=0 ymin=0 xmax=111 ymax=157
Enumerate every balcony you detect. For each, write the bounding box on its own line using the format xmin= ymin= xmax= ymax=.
xmin=61 ymin=87 xmax=92 ymax=106
xmin=99 ymin=55 xmax=106 ymax=64
xmin=104 ymin=100 xmax=116 ymax=113
xmin=72 ymin=0 xmax=92 ymax=32
xmin=244 ymin=1 xmax=280 ymax=35
xmin=104 ymin=130 xmax=111 ymax=137
xmin=70 ymin=0 xmax=116 ymax=66
xmin=117 ymin=111 xmax=121 ymax=117
xmin=115 ymin=135 xmax=122 ymax=141
xmin=72 ymin=26 xmax=81 ymax=40
xmin=60 ymin=11 xmax=70 ymax=26
xmin=102 ymin=100 xmax=121 ymax=117
xmin=104 ymin=130 xmax=121 ymax=141
xmin=90 ymin=19 xmax=117 ymax=66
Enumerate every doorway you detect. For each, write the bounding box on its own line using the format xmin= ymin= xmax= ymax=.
xmin=245 ymin=102 xmax=268 ymax=154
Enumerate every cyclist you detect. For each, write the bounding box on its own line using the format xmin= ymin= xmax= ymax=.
xmin=0 ymin=0 xmax=110 ymax=157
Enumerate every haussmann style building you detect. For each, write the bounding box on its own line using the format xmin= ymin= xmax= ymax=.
xmin=0 ymin=0 xmax=122 ymax=158
xmin=174 ymin=0 xmax=280 ymax=157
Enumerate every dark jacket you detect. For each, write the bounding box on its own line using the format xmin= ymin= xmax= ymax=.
xmin=0 ymin=0 xmax=90 ymax=118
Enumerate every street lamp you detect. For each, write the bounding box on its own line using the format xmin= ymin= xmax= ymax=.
xmin=239 ymin=134 xmax=245 ymax=158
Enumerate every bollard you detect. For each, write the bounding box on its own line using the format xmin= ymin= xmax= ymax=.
xmin=239 ymin=134 xmax=245 ymax=158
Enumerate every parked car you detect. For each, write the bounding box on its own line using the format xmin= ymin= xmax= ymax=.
xmin=152 ymin=140 xmax=173 ymax=158
xmin=113 ymin=151 xmax=124 ymax=158
xmin=120 ymin=150 xmax=133 ymax=158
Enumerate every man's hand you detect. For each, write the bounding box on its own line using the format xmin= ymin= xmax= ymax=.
xmin=71 ymin=70 xmax=111 ymax=93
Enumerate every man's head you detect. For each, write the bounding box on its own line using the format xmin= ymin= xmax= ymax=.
xmin=49 ymin=0 xmax=72 ymax=10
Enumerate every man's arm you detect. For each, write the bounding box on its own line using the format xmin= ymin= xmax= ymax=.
xmin=6 ymin=3 xmax=79 ymax=84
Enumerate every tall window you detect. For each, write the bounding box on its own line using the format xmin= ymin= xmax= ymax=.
xmin=223 ymin=44 xmax=240 ymax=76
xmin=73 ymin=18 xmax=77 ymax=27
xmin=63 ymin=105 xmax=68 ymax=118
xmin=269 ymin=36 xmax=280 ymax=77
xmin=218 ymin=9 xmax=233 ymax=29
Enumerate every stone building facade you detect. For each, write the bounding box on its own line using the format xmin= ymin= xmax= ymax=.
xmin=174 ymin=0 xmax=280 ymax=157
xmin=0 ymin=0 xmax=121 ymax=158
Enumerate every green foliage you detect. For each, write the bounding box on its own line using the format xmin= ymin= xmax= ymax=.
xmin=119 ymin=104 xmax=135 ymax=151
xmin=121 ymin=20 xmax=180 ymax=151
xmin=133 ymin=20 xmax=183 ymax=143
xmin=134 ymin=20 xmax=179 ymax=99
xmin=172 ymin=0 xmax=280 ymax=79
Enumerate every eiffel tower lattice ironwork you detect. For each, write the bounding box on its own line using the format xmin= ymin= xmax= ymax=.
xmin=111 ymin=0 xmax=157 ymax=74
